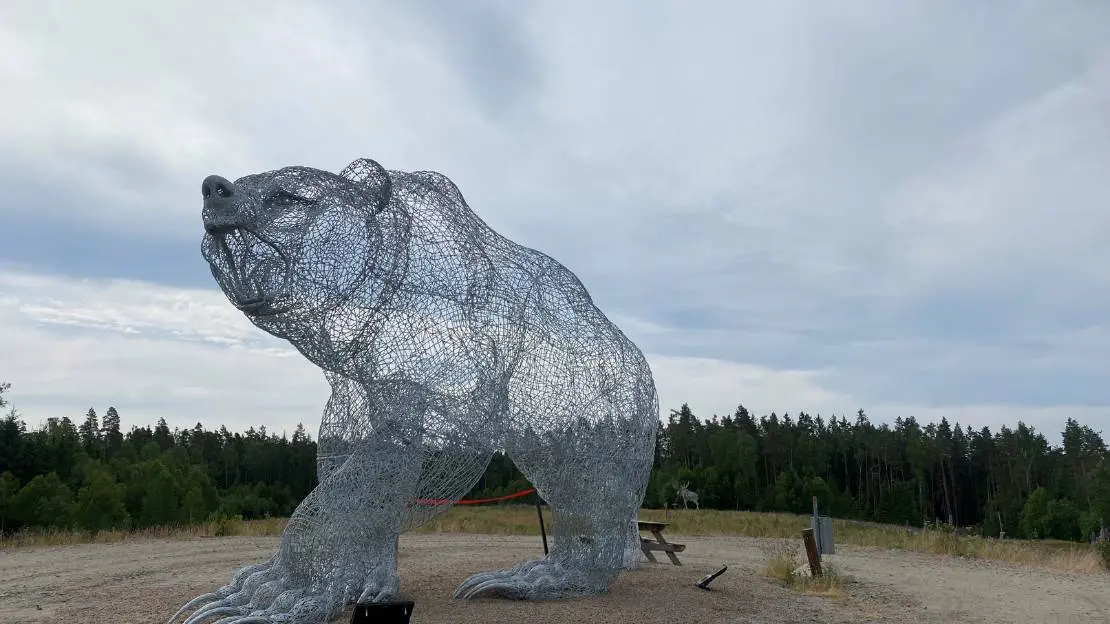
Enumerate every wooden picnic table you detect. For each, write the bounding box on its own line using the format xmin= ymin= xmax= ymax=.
xmin=637 ymin=520 xmax=685 ymax=566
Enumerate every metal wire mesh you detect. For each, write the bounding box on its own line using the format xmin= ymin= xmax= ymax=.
xmin=170 ymin=158 xmax=659 ymax=624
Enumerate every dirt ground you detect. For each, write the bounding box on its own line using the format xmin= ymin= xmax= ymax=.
xmin=1 ymin=533 xmax=1107 ymax=624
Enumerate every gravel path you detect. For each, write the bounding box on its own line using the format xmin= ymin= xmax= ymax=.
xmin=0 ymin=534 xmax=1105 ymax=623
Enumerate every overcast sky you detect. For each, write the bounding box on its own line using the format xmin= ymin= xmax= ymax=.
xmin=2 ymin=0 xmax=1109 ymax=444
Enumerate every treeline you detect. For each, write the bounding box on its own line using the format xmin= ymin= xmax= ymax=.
xmin=1 ymin=379 xmax=1108 ymax=542
xmin=0 ymin=380 xmax=529 ymax=535
xmin=645 ymin=404 xmax=1110 ymax=542
xmin=0 ymin=412 xmax=316 ymax=533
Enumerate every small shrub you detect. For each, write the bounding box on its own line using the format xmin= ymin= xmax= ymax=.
xmin=210 ymin=512 xmax=244 ymax=537
xmin=761 ymin=542 xmax=843 ymax=598
xmin=1097 ymin=539 xmax=1110 ymax=571
xmin=929 ymin=528 xmax=970 ymax=558
xmin=762 ymin=542 xmax=799 ymax=582
xmin=932 ymin=520 xmax=956 ymax=534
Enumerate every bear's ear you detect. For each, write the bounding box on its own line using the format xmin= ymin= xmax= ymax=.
xmin=339 ymin=158 xmax=392 ymax=214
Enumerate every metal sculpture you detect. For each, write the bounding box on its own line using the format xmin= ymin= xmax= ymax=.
xmin=677 ymin=482 xmax=700 ymax=510
xmin=168 ymin=158 xmax=659 ymax=624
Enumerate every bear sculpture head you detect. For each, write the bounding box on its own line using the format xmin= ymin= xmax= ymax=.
xmin=200 ymin=158 xmax=404 ymax=341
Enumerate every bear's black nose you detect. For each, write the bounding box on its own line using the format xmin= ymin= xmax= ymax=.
xmin=202 ymin=174 xmax=235 ymax=201
xmin=202 ymin=175 xmax=241 ymax=235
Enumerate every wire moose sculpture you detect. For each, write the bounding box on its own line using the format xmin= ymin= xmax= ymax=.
xmin=677 ymin=482 xmax=700 ymax=510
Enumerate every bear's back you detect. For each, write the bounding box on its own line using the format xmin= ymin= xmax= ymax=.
xmin=389 ymin=170 xmax=601 ymax=330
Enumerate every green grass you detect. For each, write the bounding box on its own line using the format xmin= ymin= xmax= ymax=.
xmin=0 ymin=516 xmax=288 ymax=548
xmin=417 ymin=506 xmax=1105 ymax=573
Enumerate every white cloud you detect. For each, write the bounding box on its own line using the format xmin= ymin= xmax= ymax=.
xmin=0 ymin=268 xmax=325 ymax=437
xmin=648 ymin=355 xmax=854 ymax=421
xmin=0 ymin=267 xmax=858 ymax=435
xmin=4 ymin=267 xmax=846 ymax=434
xmin=0 ymin=267 xmax=1098 ymax=446
xmin=0 ymin=270 xmax=258 ymax=347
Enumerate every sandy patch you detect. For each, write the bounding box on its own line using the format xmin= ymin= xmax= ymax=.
xmin=0 ymin=534 xmax=1105 ymax=623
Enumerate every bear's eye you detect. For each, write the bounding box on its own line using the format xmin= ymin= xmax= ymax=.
xmin=268 ymin=189 xmax=315 ymax=207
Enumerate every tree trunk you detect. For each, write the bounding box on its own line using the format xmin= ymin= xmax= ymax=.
xmin=938 ymin=458 xmax=954 ymax=526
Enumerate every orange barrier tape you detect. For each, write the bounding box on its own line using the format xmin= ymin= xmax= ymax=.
xmin=415 ymin=487 xmax=537 ymax=506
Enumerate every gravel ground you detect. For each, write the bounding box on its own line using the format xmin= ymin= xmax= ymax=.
xmin=0 ymin=533 xmax=1106 ymax=623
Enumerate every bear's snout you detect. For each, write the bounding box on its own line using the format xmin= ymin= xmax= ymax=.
xmin=202 ymin=174 xmax=243 ymax=235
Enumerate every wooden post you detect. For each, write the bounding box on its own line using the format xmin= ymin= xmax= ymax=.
xmin=810 ymin=496 xmax=822 ymax=554
xmin=801 ymin=528 xmax=822 ymax=577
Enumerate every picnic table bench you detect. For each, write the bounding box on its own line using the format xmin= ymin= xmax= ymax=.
xmin=637 ymin=520 xmax=685 ymax=566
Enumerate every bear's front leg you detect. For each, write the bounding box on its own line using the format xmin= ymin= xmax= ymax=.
xmin=167 ymin=434 xmax=422 ymax=624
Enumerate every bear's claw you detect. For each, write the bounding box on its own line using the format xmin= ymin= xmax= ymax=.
xmin=168 ymin=550 xmax=404 ymax=624
xmin=453 ymin=558 xmax=596 ymax=601
xmin=172 ymin=586 xmax=340 ymax=624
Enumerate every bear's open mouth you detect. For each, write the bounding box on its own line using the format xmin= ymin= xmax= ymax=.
xmin=206 ymin=228 xmax=292 ymax=317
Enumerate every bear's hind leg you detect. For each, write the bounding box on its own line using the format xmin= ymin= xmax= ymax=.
xmin=453 ymin=423 xmax=652 ymax=600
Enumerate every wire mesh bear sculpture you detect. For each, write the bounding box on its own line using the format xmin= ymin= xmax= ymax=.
xmin=168 ymin=158 xmax=659 ymax=624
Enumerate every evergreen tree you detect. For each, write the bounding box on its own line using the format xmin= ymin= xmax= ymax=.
xmin=153 ymin=417 xmax=173 ymax=450
xmin=0 ymin=471 xmax=19 ymax=532
xmin=102 ymin=406 xmax=124 ymax=459
xmin=78 ymin=408 xmax=101 ymax=458
xmin=0 ymin=411 xmax=24 ymax=477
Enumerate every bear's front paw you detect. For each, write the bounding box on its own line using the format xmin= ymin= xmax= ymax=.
xmin=453 ymin=558 xmax=602 ymax=601
xmin=356 ymin=560 xmax=401 ymax=603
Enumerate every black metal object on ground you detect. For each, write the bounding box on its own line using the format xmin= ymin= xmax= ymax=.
xmin=695 ymin=565 xmax=727 ymax=590
xmin=536 ymin=500 xmax=549 ymax=555
xmin=351 ymin=600 xmax=415 ymax=624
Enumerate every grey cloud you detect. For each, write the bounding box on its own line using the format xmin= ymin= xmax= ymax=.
xmin=2 ymin=0 xmax=1110 ymax=434
xmin=388 ymin=0 xmax=544 ymax=121
xmin=0 ymin=159 xmax=210 ymax=285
